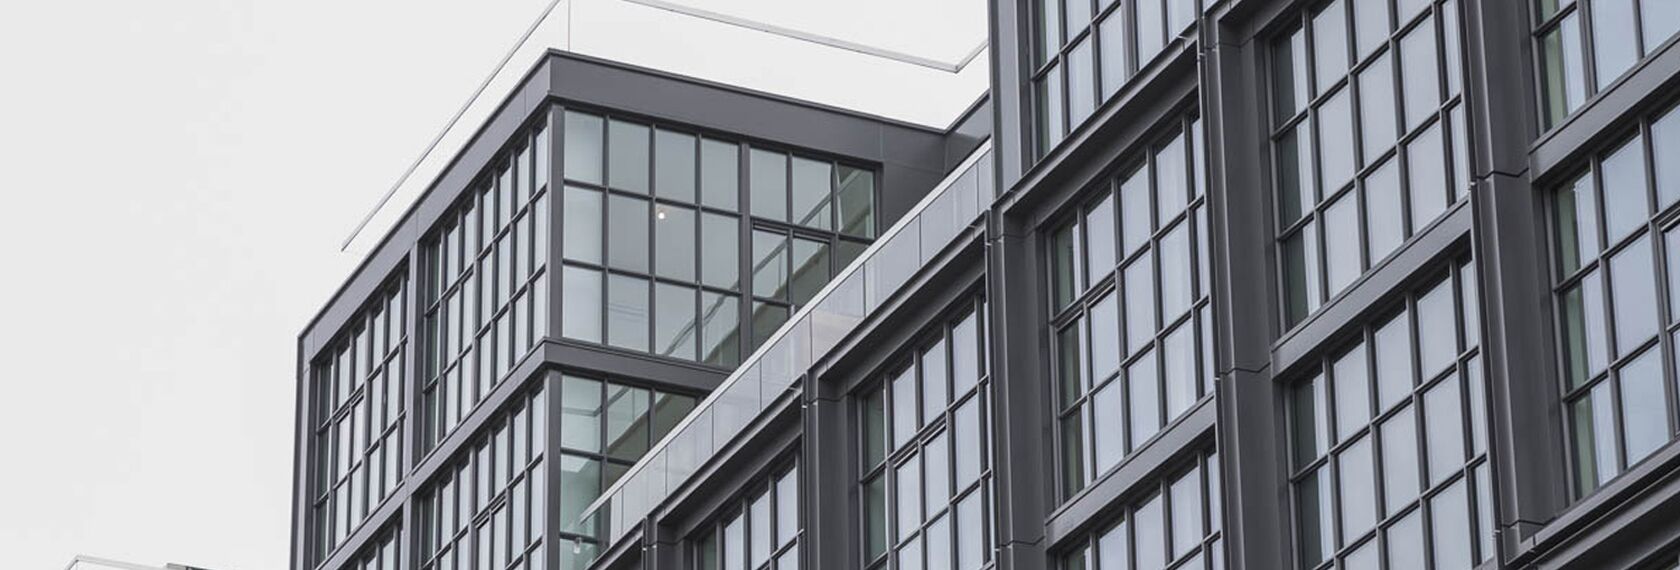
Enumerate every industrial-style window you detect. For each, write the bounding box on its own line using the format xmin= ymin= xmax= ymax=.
xmin=310 ymin=276 xmax=408 ymax=566
xmin=420 ymin=120 xmax=552 ymax=452
xmin=693 ymin=463 xmax=802 ymax=570
xmin=1551 ymin=101 xmax=1680 ymax=497
xmin=1533 ymin=0 xmax=1680 ymax=130
xmin=416 ymin=385 xmax=546 ymax=570
xmin=858 ymin=297 xmax=993 ymax=570
xmin=1048 ymin=114 xmax=1215 ymax=498
xmin=340 ymin=525 xmax=401 ymax=570
xmin=555 ymin=373 xmax=698 ymax=569
xmin=1271 ymin=0 xmax=1472 ymax=329
xmin=1059 ymin=449 xmax=1224 ymax=570
xmin=1031 ymin=0 xmax=1200 ymax=158
xmin=559 ymin=109 xmax=875 ymax=367
xmin=1288 ymin=259 xmax=1495 ymax=569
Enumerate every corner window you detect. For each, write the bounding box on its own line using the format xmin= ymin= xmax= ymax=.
xmin=1271 ymin=0 xmax=1472 ymax=328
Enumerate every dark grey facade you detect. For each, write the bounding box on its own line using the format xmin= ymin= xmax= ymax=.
xmin=293 ymin=3 xmax=1680 ymax=570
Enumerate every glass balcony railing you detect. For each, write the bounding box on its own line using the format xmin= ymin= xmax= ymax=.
xmin=579 ymin=140 xmax=995 ymax=547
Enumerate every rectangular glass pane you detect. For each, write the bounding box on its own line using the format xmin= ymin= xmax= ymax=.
xmin=925 ymin=433 xmax=952 ymax=513
xmin=791 ymin=156 xmax=833 ymax=230
xmin=1092 ymin=292 xmax=1121 ymax=382
xmin=1137 ymin=0 xmax=1166 ymax=62
xmin=1385 ymin=509 xmax=1424 ymax=569
xmin=1159 ymin=222 xmax=1193 ymax=321
xmin=1563 ymin=271 xmax=1610 ymax=388
xmin=1380 ymin=405 xmax=1421 ymax=515
xmin=1121 ymin=167 xmax=1153 ymax=255
xmin=1283 ymin=222 xmax=1322 ymax=327
xmin=952 ymin=312 xmax=981 ymax=397
xmin=754 ymin=230 xmax=790 ymax=301
xmin=1278 ymin=123 xmax=1316 ymax=227
xmin=1275 ymin=27 xmax=1311 ymax=120
xmin=1601 ymin=137 xmax=1650 ymax=242
xmin=1128 ymin=348 xmax=1162 ymax=446
xmin=604 ymin=384 xmax=650 ymax=461
xmin=1334 ymin=343 xmax=1373 ymax=442
xmin=1407 ymin=122 xmax=1448 ymax=233
xmin=700 ymin=292 xmax=741 ymax=367
xmin=654 ymin=283 xmax=698 ymax=360
xmin=1124 ymin=252 xmax=1157 ymax=354
xmin=1417 ymin=278 xmax=1458 ymax=377
xmin=562 ymin=266 xmax=603 ymax=342
xmin=1134 ymin=493 xmax=1166 ymax=570
xmin=1642 ymin=0 xmax=1680 ymax=53
xmin=1170 ymin=467 xmax=1203 ymax=557
xmin=1654 ymin=107 xmax=1680 ymax=210
xmin=865 ymin=475 xmax=888 ymax=561
xmin=751 ymin=149 xmax=789 ymax=222
xmin=1162 ymin=323 xmax=1196 ymax=419
xmin=1423 ymin=374 xmax=1466 ymax=485
xmin=922 ymin=339 xmax=951 ymax=424
xmin=957 ymin=493 xmax=984 ymax=570
xmin=607 ymin=195 xmax=650 ymax=273
xmin=655 ymin=129 xmax=697 ymax=203
xmin=896 ymin=456 xmax=922 ymax=541
xmin=1353 ymin=0 xmax=1391 ymax=58
xmin=1088 ymin=194 xmax=1118 ymax=280
xmin=1324 ymin=190 xmax=1361 ymax=295
xmin=1094 ymin=380 xmax=1124 ymax=473
xmin=1399 ymin=16 xmax=1439 ymax=131
xmin=606 ymin=274 xmax=650 ymax=351
xmin=894 ymin=366 xmax=919 ymax=450
xmin=1591 ymin=0 xmax=1639 ymax=89
xmin=564 ymin=111 xmax=604 ymax=184
xmin=790 ymin=238 xmax=831 ymax=307
xmin=1157 ymin=134 xmax=1189 ymax=222
xmin=837 ymin=166 xmax=876 ymax=238
xmin=1341 ymin=436 xmax=1380 ymax=544
xmin=655 ymin=204 xmax=696 ymax=282
xmin=1294 ymin=375 xmax=1331 ymax=468
xmin=1038 ymin=65 xmax=1067 ymax=154
xmin=1099 ymin=10 xmax=1128 ymax=99
xmin=1540 ymin=16 xmax=1585 ymax=129
xmin=1365 ymin=158 xmax=1404 ymax=261
xmin=608 ymin=120 xmax=650 ymax=193
xmin=1069 ymin=36 xmax=1097 ymax=127
xmin=954 ymin=398 xmax=983 ymax=490
xmin=701 ymin=213 xmax=740 ymax=290
xmin=1313 ymin=0 xmax=1350 ymax=93
xmin=1297 ymin=467 xmax=1334 ymax=568
xmin=1610 ymin=236 xmax=1660 ymax=354
xmin=1359 ymin=53 xmax=1398 ymax=162
xmin=1319 ymin=88 xmax=1358 ymax=193
xmin=1620 ymin=348 xmax=1670 ymax=464
xmin=1429 ymin=480 xmax=1473 ymax=570
xmin=564 ymin=186 xmax=603 ymax=264
xmin=701 ymin=139 xmax=740 ymax=211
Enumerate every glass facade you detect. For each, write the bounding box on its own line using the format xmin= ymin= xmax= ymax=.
xmin=1059 ymin=450 xmax=1224 ymax=570
xmin=693 ymin=464 xmax=803 ymax=570
xmin=1553 ymin=101 xmax=1680 ymax=496
xmin=311 ymin=276 xmax=408 ymax=565
xmin=1288 ymin=259 xmax=1494 ymax=569
xmin=859 ymin=297 xmax=994 ymax=570
xmin=421 ymin=121 xmax=552 ymax=452
xmin=1534 ymin=0 xmax=1680 ymax=129
xmin=1271 ymin=0 xmax=1472 ymax=328
xmin=556 ymin=373 xmax=698 ymax=568
xmin=417 ymin=386 xmax=547 ymax=570
xmin=1032 ymin=0 xmax=1202 ymax=158
xmin=560 ymin=110 xmax=874 ymax=367
xmin=1049 ymin=114 xmax=1215 ymax=497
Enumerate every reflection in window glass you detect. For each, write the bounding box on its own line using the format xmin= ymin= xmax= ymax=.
xmin=752 ymin=149 xmax=789 ymax=222
xmin=565 ymin=111 xmax=605 ymax=184
xmin=656 ymin=129 xmax=697 ymax=203
xmin=837 ymin=166 xmax=876 ymax=238
xmin=702 ymin=139 xmax=741 ymax=211
xmin=792 ymin=156 xmax=833 ymax=230
xmin=607 ymin=274 xmax=649 ymax=352
xmin=608 ymin=120 xmax=650 ymax=193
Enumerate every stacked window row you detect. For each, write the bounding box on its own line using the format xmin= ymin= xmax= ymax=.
xmin=556 ymin=374 xmax=698 ymax=569
xmin=1060 ymin=450 xmax=1225 ymax=570
xmin=1289 ymin=259 xmax=1494 ymax=569
xmin=1050 ymin=115 xmax=1215 ymax=498
xmin=694 ymin=464 xmax=802 ymax=570
xmin=342 ymin=526 xmax=402 ymax=570
xmin=417 ymin=386 xmax=547 ymax=570
xmin=311 ymin=278 xmax=408 ymax=565
xmin=1271 ymin=0 xmax=1472 ymax=328
xmin=1552 ymin=101 xmax=1680 ymax=497
xmin=421 ymin=121 xmax=552 ymax=452
xmin=1033 ymin=0 xmax=1200 ymax=158
xmin=558 ymin=109 xmax=875 ymax=367
xmin=859 ymin=298 xmax=993 ymax=570
xmin=1534 ymin=0 xmax=1680 ymax=129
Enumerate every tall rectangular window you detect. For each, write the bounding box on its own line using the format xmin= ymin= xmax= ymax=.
xmin=1031 ymin=0 xmax=1206 ymax=160
xmin=310 ymin=276 xmax=408 ymax=565
xmin=1058 ymin=451 xmax=1224 ymax=570
xmin=421 ymin=120 xmax=552 ymax=452
xmin=859 ymin=298 xmax=993 ymax=570
xmin=416 ymin=385 xmax=547 ymax=570
xmin=1287 ymin=259 xmax=1496 ymax=568
xmin=1552 ymin=102 xmax=1680 ymax=497
xmin=1049 ymin=115 xmax=1216 ymax=498
xmin=693 ymin=464 xmax=802 ymax=569
xmin=1271 ymin=0 xmax=1472 ymax=328
xmin=556 ymin=110 xmax=874 ymax=365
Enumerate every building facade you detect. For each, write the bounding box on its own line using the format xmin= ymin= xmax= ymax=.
xmin=292 ymin=2 xmax=1680 ymax=570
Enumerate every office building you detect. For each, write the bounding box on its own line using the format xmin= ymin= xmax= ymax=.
xmin=292 ymin=1 xmax=1680 ymax=569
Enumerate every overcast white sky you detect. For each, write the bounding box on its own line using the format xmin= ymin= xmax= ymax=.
xmin=0 ymin=1 xmax=984 ymax=569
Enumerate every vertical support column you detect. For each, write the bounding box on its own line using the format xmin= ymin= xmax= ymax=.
xmin=547 ymin=370 xmax=564 ymax=570
xmin=1205 ymin=9 xmax=1288 ymax=570
xmin=989 ymin=0 xmax=1030 ymax=190
xmin=989 ymin=208 xmax=1050 ymax=570
xmin=404 ymin=246 xmax=426 ymax=570
xmin=291 ymin=343 xmax=312 ymax=570
xmin=548 ymin=106 xmax=564 ymax=344
xmin=1462 ymin=0 xmax=1568 ymax=557
xmin=807 ymin=381 xmax=851 ymax=570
